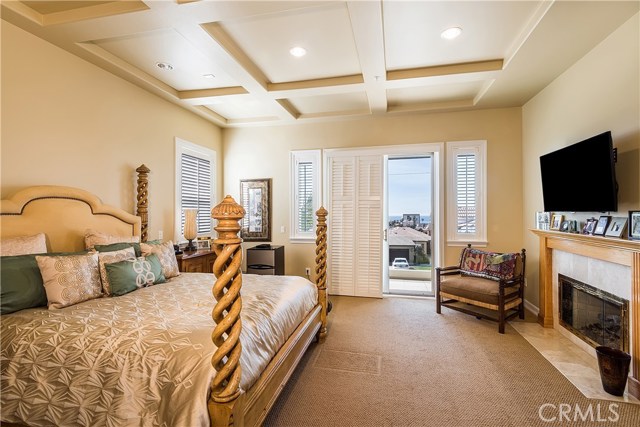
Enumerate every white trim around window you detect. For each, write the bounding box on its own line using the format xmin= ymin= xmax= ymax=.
xmin=175 ymin=138 xmax=216 ymax=243
xmin=446 ymin=140 xmax=487 ymax=246
xmin=290 ymin=149 xmax=321 ymax=242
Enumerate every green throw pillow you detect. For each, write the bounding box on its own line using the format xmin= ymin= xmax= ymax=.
xmin=0 ymin=255 xmax=48 ymax=314
xmin=105 ymin=254 xmax=166 ymax=296
xmin=0 ymin=251 xmax=89 ymax=314
xmin=95 ymin=242 xmax=142 ymax=257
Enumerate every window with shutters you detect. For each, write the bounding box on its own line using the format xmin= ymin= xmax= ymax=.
xmin=290 ymin=150 xmax=321 ymax=242
xmin=446 ymin=140 xmax=487 ymax=246
xmin=175 ymin=138 xmax=216 ymax=241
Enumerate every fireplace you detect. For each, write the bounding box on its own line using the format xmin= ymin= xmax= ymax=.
xmin=559 ymin=274 xmax=629 ymax=353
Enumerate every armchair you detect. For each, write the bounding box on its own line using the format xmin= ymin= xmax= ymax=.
xmin=435 ymin=244 xmax=526 ymax=334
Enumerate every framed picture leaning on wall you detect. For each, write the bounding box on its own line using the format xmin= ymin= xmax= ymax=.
xmin=593 ymin=215 xmax=611 ymax=236
xmin=629 ymin=211 xmax=640 ymax=240
xmin=536 ymin=211 xmax=551 ymax=230
xmin=604 ymin=217 xmax=627 ymax=238
xmin=582 ymin=218 xmax=597 ymax=235
xmin=550 ymin=214 xmax=564 ymax=231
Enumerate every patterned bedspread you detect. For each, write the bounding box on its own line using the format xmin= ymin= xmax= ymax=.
xmin=1 ymin=273 xmax=317 ymax=427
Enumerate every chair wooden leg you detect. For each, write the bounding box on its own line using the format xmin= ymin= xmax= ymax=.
xmin=435 ymin=275 xmax=441 ymax=314
xmin=498 ymin=286 xmax=505 ymax=334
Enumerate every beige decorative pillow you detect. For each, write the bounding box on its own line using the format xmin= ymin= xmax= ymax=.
xmin=0 ymin=233 xmax=47 ymax=256
xmin=140 ymin=240 xmax=180 ymax=279
xmin=84 ymin=230 xmax=140 ymax=250
xmin=35 ymin=253 xmax=102 ymax=309
xmin=97 ymin=247 xmax=136 ymax=296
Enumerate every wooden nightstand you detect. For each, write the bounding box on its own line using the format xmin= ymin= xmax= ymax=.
xmin=177 ymin=249 xmax=216 ymax=273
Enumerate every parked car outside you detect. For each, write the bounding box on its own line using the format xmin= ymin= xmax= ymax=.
xmin=392 ymin=257 xmax=409 ymax=268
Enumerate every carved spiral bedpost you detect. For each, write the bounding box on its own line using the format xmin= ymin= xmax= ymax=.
xmin=135 ymin=164 xmax=150 ymax=242
xmin=315 ymin=206 xmax=328 ymax=340
xmin=209 ymin=196 xmax=245 ymax=427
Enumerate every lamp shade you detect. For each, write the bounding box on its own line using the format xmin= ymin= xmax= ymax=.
xmin=183 ymin=209 xmax=198 ymax=240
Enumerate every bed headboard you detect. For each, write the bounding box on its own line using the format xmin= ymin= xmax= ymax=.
xmin=0 ymin=185 xmax=141 ymax=252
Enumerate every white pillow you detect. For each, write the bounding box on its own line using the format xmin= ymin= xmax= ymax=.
xmin=0 ymin=233 xmax=47 ymax=256
xmin=140 ymin=240 xmax=180 ymax=279
xmin=36 ymin=253 xmax=102 ymax=309
xmin=84 ymin=230 xmax=140 ymax=250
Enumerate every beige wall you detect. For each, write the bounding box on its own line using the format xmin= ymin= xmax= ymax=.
xmin=522 ymin=12 xmax=640 ymax=308
xmin=1 ymin=21 xmax=223 ymax=242
xmin=224 ymin=108 xmax=523 ymax=277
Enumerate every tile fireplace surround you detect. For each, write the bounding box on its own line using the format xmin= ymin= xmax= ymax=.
xmin=532 ymin=229 xmax=640 ymax=400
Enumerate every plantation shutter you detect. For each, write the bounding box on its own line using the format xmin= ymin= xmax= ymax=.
xmin=455 ymin=153 xmax=477 ymax=234
xmin=296 ymin=161 xmax=314 ymax=233
xmin=180 ymin=153 xmax=212 ymax=235
xmin=327 ymin=153 xmax=383 ymax=298
xmin=327 ymin=156 xmax=356 ymax=296
xmin=354 ymin=156 xmax=383 ymax=297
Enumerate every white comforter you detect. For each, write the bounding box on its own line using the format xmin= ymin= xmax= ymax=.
xmin=1 ymin=273 xmax=317 ymax=427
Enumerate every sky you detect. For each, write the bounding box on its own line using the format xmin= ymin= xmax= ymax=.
xmin=388 ymin=157 xmax=432 ymax=217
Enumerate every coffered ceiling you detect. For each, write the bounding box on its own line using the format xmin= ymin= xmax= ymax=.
xmin=2 ymin=1 xmax=638 ymax=128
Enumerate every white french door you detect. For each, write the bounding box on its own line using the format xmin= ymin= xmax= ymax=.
xmin=325 ymin=143 xmax=444 ymax=299
xmin=326 ymin=153 xmax=383 ymax=298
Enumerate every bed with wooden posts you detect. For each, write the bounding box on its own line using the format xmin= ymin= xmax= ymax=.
xmin=0 ymin=165 xmax=329 ymax=427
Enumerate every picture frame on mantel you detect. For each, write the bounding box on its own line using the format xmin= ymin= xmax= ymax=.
xmin=240 ymin=178 xmax=272 ymax=242
xmin=550 ymin=214 xmax=563 ymax=231
xmin=604 ymin=217 xmax=627 ymax=239
xmin=629 ymin=211 xmax=640 ymax=241
xmin=592 ymin=215 xmax=611 ymax=236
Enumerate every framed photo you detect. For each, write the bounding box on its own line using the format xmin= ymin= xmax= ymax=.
xmin=629 ymin=211 xmax=640 ymax=241
xmin=560 ymin=220 xmax=569 ymax=232
xmin=240 ymin=178 xmax=272 ymax=242
xmin=582 ymin=218 xmax=596 ymax=235
xmin=196 ymin=238 xmax=211 ymax=250
xmin=536 ymin=211 xmax=551 ymax=230
xmin=550 ymin=214 xmax=564 ymax=231
xmin=604 ymin=217 xmax=627 ymax=238
xmin=592 ymin=215 xmax=611 ymax=236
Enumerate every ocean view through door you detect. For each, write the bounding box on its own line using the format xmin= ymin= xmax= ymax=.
xmin=385 ymin=156 xmax=434 ymax=296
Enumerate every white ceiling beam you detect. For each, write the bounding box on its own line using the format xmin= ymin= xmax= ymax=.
xmin=347 ymin=1 xmax=387 ymax=114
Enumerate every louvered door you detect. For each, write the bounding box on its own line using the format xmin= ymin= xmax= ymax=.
xmin=327 ymin=156 xmax=356 ymax=296
xmin=327 ymin=153 xmax=383 ymax=298
xmin=354 ymin=156 xmax=383 ymax=297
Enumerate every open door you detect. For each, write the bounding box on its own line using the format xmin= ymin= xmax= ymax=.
xmin=385 ymin=155 xmax=434 ymax=296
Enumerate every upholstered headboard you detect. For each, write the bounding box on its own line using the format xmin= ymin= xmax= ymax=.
xmin=0 ymin=186 xmax=141 ymax=252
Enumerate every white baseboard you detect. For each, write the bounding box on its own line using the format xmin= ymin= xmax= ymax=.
xmin=524 ymin=299 xmax=539 ymax=317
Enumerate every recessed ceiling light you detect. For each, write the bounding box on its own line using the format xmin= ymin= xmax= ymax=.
xmin=156 ymin=62 xmax=174 ymax=71
xmin=441 ymin=27 xmax=462 ymax=40
xmin=289 ymin=46 xmax=307 ymax=58
xmin=203 ymin=74 xmax=215 ymax=79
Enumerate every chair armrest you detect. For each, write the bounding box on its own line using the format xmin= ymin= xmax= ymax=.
xmin=435 ymin=266 xmax=460 ymax=278
xmin=436 ymin=266 xmax=460 ymax=272
xmin=500 ymin=276 xmax=524 ymax=288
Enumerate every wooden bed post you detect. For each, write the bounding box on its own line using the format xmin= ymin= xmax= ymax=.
xmin=135 ymin=164 xmax=150 ymax=242
xmin=315 ymin=206 xmax=328 ymax=340
xmin=209 ymin=195 xmax=245 ymax=427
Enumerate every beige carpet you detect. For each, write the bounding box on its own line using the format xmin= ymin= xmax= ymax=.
xmin=264 ymin=296 xmax=640 ymax=427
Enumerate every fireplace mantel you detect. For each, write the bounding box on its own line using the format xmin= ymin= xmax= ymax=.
xmin=532 ymin=229 xmax=640 ymax=399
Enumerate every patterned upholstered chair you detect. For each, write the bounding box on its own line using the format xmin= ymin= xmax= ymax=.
xmin=435 ymin=244 xmax=526 ymax=333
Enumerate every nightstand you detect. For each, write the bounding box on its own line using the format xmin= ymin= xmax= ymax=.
xmin=177 ymin=249 xmax=216 ymax=273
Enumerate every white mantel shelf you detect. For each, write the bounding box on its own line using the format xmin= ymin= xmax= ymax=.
xmin=531 ymin=229 xmax=640 ymax=399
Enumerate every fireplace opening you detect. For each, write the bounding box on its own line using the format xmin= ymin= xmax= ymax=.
xmin=559 ymin=274 xmax=628 ymax=352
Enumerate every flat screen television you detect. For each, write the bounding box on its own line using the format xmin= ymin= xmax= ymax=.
xmin=539 ymin=131 xmax=618 ymax=212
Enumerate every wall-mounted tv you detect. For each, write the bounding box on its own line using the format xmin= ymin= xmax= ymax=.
xmin=539 ymin=131 xmax=618 ymax=212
